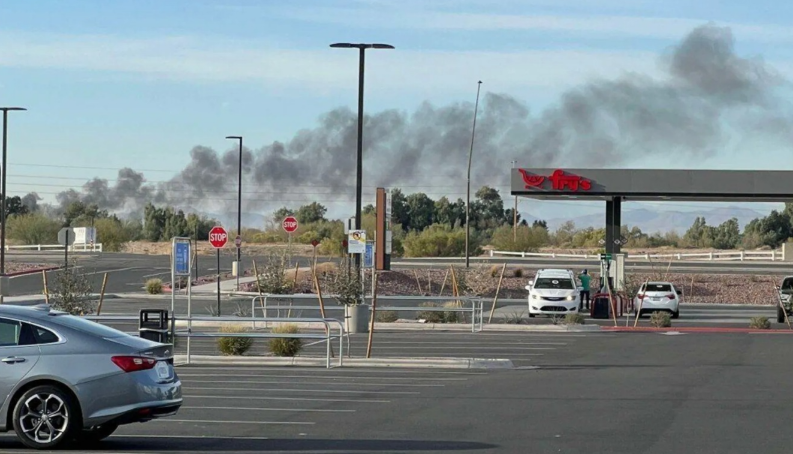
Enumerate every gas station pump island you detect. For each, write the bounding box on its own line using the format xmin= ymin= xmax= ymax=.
xmin=511 ymin=168 xmax=793 ymax=318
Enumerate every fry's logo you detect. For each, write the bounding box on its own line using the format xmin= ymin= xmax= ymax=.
xmin=518 ymin=169 xmax=592 ymax=191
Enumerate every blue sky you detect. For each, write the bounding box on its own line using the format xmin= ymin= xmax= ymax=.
xmin=2 ymin=0 xmax=793 ymax=223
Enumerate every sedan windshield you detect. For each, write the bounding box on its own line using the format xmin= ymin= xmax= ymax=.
xmin=534 ymin=278 xmax=574 ymax=290
xmin=644 ymin=283 xmax=672 ymax=292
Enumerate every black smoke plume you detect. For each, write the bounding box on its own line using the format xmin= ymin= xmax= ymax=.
xmin=53 ymin=24 xmax=792 ymax=219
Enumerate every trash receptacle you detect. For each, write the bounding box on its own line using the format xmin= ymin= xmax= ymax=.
xmin=590 ymin=294 xmax=612 ymax=319
xmin=139 ymin=309 xmax=170 ymax=343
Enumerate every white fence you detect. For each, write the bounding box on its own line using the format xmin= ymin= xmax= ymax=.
xmin=4 ymin=243 xmax=103 ymax=252
xmin=489 ymin=249 xmax=783 ymax=262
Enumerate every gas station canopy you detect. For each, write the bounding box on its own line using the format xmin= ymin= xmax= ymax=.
xmin=510 ymin=168 xmax=793 ymax=254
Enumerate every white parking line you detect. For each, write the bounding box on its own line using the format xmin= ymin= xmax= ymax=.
xmin=162 ymin=419 xmax=314 ymax=425
xmin=178 ymin=373 xmax=472 ymax=381
xmin=188 ymin=386 xmax=421 ymax=395
xmin=184 ymin=394 xmax=391 ymax=403
xmin=178 ymin=367 xmax=487 ymax=375
xmin=180 ymin=406 xmax=356 ymax=413
xmin=329 ymin=346 xmax=557 ymax=350
xmin=116 ymin=434 xmax=271 ymax=440
xmin=185 ymin=380 xmax=445 ymax=388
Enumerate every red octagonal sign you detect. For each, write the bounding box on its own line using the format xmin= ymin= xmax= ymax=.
xmin=282 ymin=216 xmax=299 ymax=233
xmin=209 ymin=226 xmax=228 ymax=248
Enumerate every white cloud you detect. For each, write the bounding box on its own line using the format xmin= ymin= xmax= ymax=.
xmin=273 ymin=5 xmax=793 ymax=43
xmin=0 ymin=31 xmax=662 ymax=97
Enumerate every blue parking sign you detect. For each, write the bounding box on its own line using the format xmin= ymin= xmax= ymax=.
xmin=174 ymin=241 xmax=191 ymax=276
xmin=364 ymin=242 xmax=374 ymax=268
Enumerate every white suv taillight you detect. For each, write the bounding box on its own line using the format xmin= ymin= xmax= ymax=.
xmin=112 ymin=356 xmax=157 ymax=373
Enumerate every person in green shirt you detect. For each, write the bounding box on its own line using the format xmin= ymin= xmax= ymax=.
xmin=578 ymin=270 xmax=591 ymax=310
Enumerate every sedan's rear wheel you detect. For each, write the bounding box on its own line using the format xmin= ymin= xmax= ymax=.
xmin=12 ymin=385 xmax=80 ymax=450
xmin=77 ymin=422 xmax=119 ymax=443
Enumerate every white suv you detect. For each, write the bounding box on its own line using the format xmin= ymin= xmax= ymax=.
xmin=525 ymin=269 xmax=582 ymax=318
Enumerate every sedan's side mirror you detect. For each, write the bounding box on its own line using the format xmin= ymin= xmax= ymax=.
xmin=577 ymin=286 xmax=584 ymax=292
xmin=676 ymin=290 xmax=682 ymax=296
xmin=525 ymin=284 xmax=532 ymax=291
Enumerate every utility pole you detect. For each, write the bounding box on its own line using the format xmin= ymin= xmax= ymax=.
xmin=465 ymin=81 xmax=482 ymax=268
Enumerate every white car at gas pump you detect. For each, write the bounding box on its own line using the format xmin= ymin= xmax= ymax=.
xmin=525 ymin=269 xmax=583 ymax=317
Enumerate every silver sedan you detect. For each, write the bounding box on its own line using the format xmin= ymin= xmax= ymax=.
xmin=0 ymin=304 xmax=182 ymax=449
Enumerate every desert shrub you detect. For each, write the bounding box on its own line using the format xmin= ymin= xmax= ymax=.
xmin=328 ymin=256 xmax=363 ymax=306
xmin=513 ymin=268 xmax=524 ymax=278
xmin=375 ymin=310 xmax=399 ymax=323
xmin=443 ymin=301 xmax=463 ymax=323
xmin=749 ymin=316 xmax=771 ymax=329
xmin=650 ymin=311 xmax=672 ymax=328
xmin=489 ymin=265 xmax=501 ymax=277
xmin=403 ymin=224 xmax=480 ymax=257
xmin=297 ymin=231 xmax=320 ymax=244
xmin=256 ymin=249 xmax=293 ymax=294
xmin=490 ymin=224 xmax=549 ymax=252
xmin=217 ymin=325 xmax=254 ymax=355
xmin=146 ymin=278 xmax=163 ymax=294
xmin=93 ymin=217 xmax=132 ymax=252
xmin=6 ymin=213 xmax=60 ymax=245
xmin=318 ymin=237 xmax=344 ymax=256
xmin=268 ymin=324 xmax=303 ymax=357
xmin=565 ymin=313 xmax=586 ymax=325
xmin=50 ymin=260 xmax=96 ymax=315
xmin=417 ymin=302 xmax=444 ymax=323
xmin=504 ymin=310 xmax=525 ymax=324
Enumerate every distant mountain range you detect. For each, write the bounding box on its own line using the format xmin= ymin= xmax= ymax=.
xmin=535 ymin=206 xmax=768 ymax=234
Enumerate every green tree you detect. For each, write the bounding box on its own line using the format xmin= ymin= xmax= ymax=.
xmin=362 ymin=204 xmax=376 ymax=216
xmin=186 ymin=213 xmax=216 ymax=240
xmin=3 ymin=196 xmax=29 ymax=218
xmin=533 ymin=219 xmax=548 ymax=230
xmin=711 ymin=218 xmax=741 ymax=249
xmin=405 ymin=193 xmax=435 ymax=231
xmin=63 ymin=201 xmax=87 ymax=226
xmin=162 ymin=208 xmax=189 ymax=239
xmin=295 ymin=202 xmax=327 ymax=224
xmin=389 ymin=188 xmax=410 ymax=230
xmin=434 ymin=197 xmax=466 ymax=228
xmin=470 ymin=186 xmax=508 ymax=231
xmin=682 ymin=217 xmax=714 ymax=248
xmin=143 ymin=203 xmax=166 ymax=241
xmin=552 ymin=221 xmax=576 ymax=246
xmin=7 ymin=213 xmax=60 ymax=245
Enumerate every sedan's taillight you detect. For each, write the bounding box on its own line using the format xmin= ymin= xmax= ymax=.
xmin=112 ymin=356 xmax=157 ymax=373
xmin=666 ymin=294 xmax=676 ymax=299
xmin=637 ymin=293 xmax=645 ymax=299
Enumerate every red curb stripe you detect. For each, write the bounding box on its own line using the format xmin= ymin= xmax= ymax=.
xmin=5 ymin=266 xmax=62 ymax=277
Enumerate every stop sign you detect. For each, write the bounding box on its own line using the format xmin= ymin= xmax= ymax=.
xmin=282 ymin=216 xmax=298 ymax=233
xmin=208 ymin=226 xmax=228 ymax=248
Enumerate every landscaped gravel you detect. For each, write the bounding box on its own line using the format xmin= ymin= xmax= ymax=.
xmin=236 ymin=264 xmax=785 ymax=306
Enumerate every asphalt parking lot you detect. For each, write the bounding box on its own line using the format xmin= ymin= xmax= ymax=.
xmin=4 ymin=331 xmax=793 ymax=453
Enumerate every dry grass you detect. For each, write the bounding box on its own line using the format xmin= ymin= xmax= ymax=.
xmin=122 ymin=241 xmax=316 ymax=256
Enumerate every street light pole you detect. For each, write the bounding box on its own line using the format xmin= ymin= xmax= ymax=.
xmin=465 ymin=82 xmax=482 ymax=268
xmin=0 ymin=107 xmax=26 ymax=293
xmin=226 ymin=135 xmax=243 ymax=292
xmin=330 ymin=42 xmax=394 ymax=272
xmin=512 ymin=160 xmax=518 ymax=242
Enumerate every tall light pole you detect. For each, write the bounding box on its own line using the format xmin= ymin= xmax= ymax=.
xmin=0 ymin=107 xmax=26 ymax=292
xmin=512 ymin=160 xmax=518 ymax=242
xmin=465 ymin=81 xmax=482 ymax=268
xmin=330 ymin=42 xmax=394 ymax=271
xmin=226 ymin=135 xmax=243 ymax=291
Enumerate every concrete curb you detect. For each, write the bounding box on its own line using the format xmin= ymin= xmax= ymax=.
xmin=173 ymin=355 xmax=515 ymax=369
xmin=7 ymin=266 xmax=62 ymax=277
xmin=171 ymin=320 xmax=601 ymax=332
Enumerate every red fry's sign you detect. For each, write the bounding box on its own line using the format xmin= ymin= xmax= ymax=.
xmin=518 ymin=169 xmax=592 ymax=191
